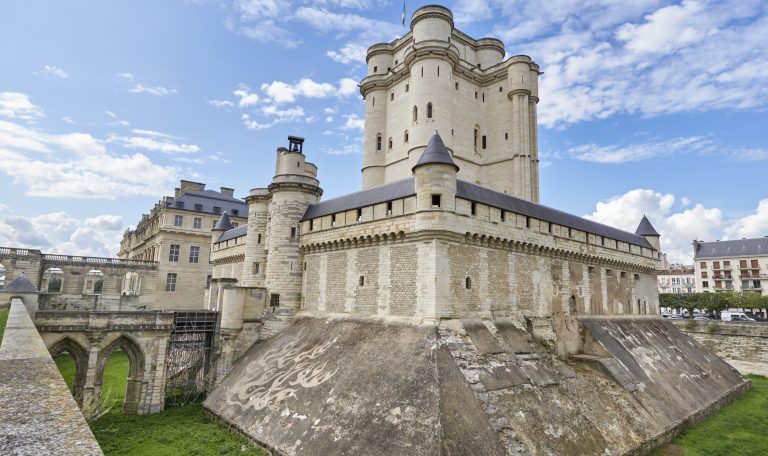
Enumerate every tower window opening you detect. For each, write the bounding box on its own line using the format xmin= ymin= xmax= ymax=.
xmin=482 ymin=135 xmax=487 ymax=149
xmin=465 ymin=277 xmax=472 ymax=289
xmin=388 ymin=137 xmax=393 ymax=150
xmin=421 ymin=67 xmax=423 ymax=77
xmin=474 ymin=91 xmax=478 ymax=99
xmin=390 ymin=92 xmax=394 ymax=101
xmin=395 ymin=59 xmax=398 ymax=65
xmin=357 ymin=208 xmax=362 ymax=222
xmin=404 ymin=130 xmax=409 ymax=143
xmin=471 ymin=202 xmax=476 ymax=216
xmin=500 ymin=211 xmax=505 ymax=222
xmin=473 ymin=127 xmax=479 ymax=152
xmin=386 ymin=201 xmax=393 ymax=216
xmin=431 ymin=194 xmax=441 ymax=208
xmin=372 ymin=96 xmax=375 ymax=107
xmin=455 ymin=82 xmax=459 ymax=90
xmin=270 ymin=294 xmax=280 ymax=307
xmin=526 ymin=217 xmax=531 ymax=228
xmin=505 ymin=132 xmax=508 ymax=140
xmin=376 ymin=134 xmax=382 ymax=151
xmin=359 ymin=276 xmax=365 ymax=287
xmin=499 ymin=86 xmax=503 ymax=92
xmin=290 ymin=227 xmax=297 ymax=238
xmin=331 ymin=214 xmax=337 ymax=227
xmin=373 ymin=66 xmax=377 ymax=73
xmin=437 ymin=66 xmax=440 ymax=76
xmin=482 ymin=93 xmax=485 ymax=102
xmin=477 ymin=63 xmax=482 ymax=69
xmin=427 ymin=102 xmax=433 ymax=119
xmin=406 ymin=83 xmax=409 ymax=92
xmin=413 ymin=106 xmax=418 ymax=122
xmin=309 ymin=220 xmax=314 ymax=231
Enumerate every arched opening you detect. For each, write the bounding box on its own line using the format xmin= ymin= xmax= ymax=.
xmin=50 ymin=337 xmax=88 ymax=406
xmin=0 ymin=263 xmax=5 ymax=290
xmin=95 ymin=335 xmax=145 ymax=415
xmin=84 ymin=269 xmax=104 ymax=295
xmin=42 ymin=267 xmax=64 ymax=293
xmin=413 ymin=106 xmax=418 ymax=122
xmin=376 ymin=133 xmax=382 ymax=151
xmin=427 ymin=102 xmax=433 ymax=119
xmin=568 ymin=295 xmax=577 ymax=315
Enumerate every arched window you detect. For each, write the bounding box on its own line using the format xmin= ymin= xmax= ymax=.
xmin=404 ymin=130 xmax=409 ymax=143
xmin=42 ymin=267 xmax=64 ymax=293
xmin=0 ymin=263 xmax=5 ymax=290
xmin=465 ymin=277 xmax=472 ymax=289
xmin=84 ymin=270 xmax=104 ymax=295
xmin=413 ymin=106 xmax=418 ymax=122
xmin=427 ymin=102 xmax=433 ymax=119
xmin=376 ymin=133 xmax=382 ymax=151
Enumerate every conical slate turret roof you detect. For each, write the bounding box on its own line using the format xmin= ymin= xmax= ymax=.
xmin=4 ymin=274 xmax=38 ymax=292
xmin=412 ymin=132 xmax=459 ymax=172
xmin=213 ymin=212 xmax=233 ymax=231
xmin=635 ymin=215 xmax=660 ymax=236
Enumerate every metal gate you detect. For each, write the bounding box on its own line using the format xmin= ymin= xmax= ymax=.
xmin=164 ymin=311 xmax=217 ymax=406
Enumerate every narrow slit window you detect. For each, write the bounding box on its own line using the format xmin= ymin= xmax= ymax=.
xmin=357 ymin=208 xmax=362 ymax=222
xmin=427 ymin=102 xmax=433 ymax=119
xmin=465 ymin=277 xmax=472 ymax=289
xmin=386 ymin=201 xmax=393 ymax=216
xmin=482 ymin=135 xmax=487 ymax=149
xmin=331 ymin=214 xmax=337 ymax=227
xmin=471 ymin=202 xmax=476 ymax=216
xmin=359 ymin=276 xmax=365 ymax=286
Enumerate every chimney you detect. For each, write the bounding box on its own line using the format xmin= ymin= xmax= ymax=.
xmin=174 ymin=188 xmax=181 ymax=199
xmin=179 ymin=180 xmax=206 ymax=195
xmin=220 ymin=187 xmax=235 ymax=198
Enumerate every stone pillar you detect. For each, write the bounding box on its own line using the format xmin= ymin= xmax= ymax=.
xmin=81 ymin=332 xmax=104 ymax=418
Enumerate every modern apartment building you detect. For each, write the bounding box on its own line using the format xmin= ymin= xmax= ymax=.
xmin=692 ymin=237 xmax=768 ymax=295
xmin=119 ymin=180 xmax=248 ymax=309
xmin=657 ymin=267 xmax=696 ymax=294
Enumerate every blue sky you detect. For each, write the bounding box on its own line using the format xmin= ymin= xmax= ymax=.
xmin=0 ymin=0 xmax=766 ymax=263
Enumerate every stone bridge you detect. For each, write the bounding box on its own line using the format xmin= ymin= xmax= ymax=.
xmin=673 ymin=320 xmax=768 ymax=376
xmin=34 ymin=310 xmax=174 ymax=415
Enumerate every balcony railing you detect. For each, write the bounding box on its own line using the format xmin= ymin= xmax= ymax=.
xmin=42 ymin=254 xmax=158 ymax=267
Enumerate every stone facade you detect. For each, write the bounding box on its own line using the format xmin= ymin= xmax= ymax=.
xmin=360 ymin=5 xmax=540 ymax=201
xmin=119 ymin=180 xmax=248 ymax=310
xmin=674 ymin=320 xmax=768 ymax=376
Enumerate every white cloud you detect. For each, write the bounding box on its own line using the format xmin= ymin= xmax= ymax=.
xmin=0 ymin=92 xmax=45 ymax=120
xmin=461 ymin=0 xmax=768 ymax=128
xmin=105 ymin=110 xmax=117 ymax=118
xmin=338 ymin=78 xmax=359 ymax=97
xmin=327 ymin=42 xmax=367 ymax=64
xmin=0 ymin=119 xmax=178 ymax=198
xmin=233 ymin=85 xmax=260 ymax=107
xmin=261 ymin=105 xmax=305 ymax=119
xmin=568 ymin=136 xmax=714 ymax=163
xmin=61 ymin=116 xmax=76 ymax=125
xmin=109 ymin=130 xmax=200 ymax=154
xmin=130 ymin=129 xmax=176 ymax=139
xmin=209 ymin=99 xmax=235 ymax=108
xmin=342 ymin=113 xmax=364 ymax=130
xmin=0 ymin=211 xmax=126 ymax=257
xmin=585 ymin=187 xmax=768 ymax=263
xmin=117 ymin=72 xmax=134 ymax=82
xmin=34 ymin=65 xmax=69 ymax=79
xmin=129 ymin=84 xmax=178 ymax=96
xmin=259 ymin=78 xmax=358 ymax=104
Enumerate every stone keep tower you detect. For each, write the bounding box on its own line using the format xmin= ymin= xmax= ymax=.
xmin=261 ymin=137 xmax=322 ymax=337
xmin=360 ymin=5 xmax=541 ymax=202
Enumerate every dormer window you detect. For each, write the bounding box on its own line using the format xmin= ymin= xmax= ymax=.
xmin=213 ymin=206 xmax=221 ymax=214
xmin=232 ymin=209 xmax=239 ymax=216
xmin=176 ymin=202 xmax=184 ymax=209
xmin=194 ymin=203 xmax=203 ymax=211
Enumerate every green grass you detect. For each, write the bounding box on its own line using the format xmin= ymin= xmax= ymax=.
xmin=653 ymin=374 xmax=768 ymax=456
xmin=55 ymin=351 xmax=266 ymax=456
xmin=0 ymin=308 xmax=8 ymax=348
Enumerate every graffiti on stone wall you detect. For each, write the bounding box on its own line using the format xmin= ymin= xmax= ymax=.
xmin=226 ymin=328 xmax=338 ymax=412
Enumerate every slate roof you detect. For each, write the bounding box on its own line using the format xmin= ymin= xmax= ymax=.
xmin=693 ymin=238 xmax=768 ymax=259
xmin=216 ymin=225 xmax=248 ymax=243
xmin=173 ymin=190 xmax=248 ymax=218
xmin=635 ymin=215 xmax=660 ymax=237
xmin=301 ymin=178 xmax=653 ymax=249
xmin=213 ymin=212 xmax=234 ymax=231
xmin=4 ymin=274 xmax=38 ymax=292
xmin=413 ymin=132 xmax=459 ymax=171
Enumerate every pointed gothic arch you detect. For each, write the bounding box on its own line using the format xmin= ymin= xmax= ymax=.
xmin=48 ymin=337 xmax=89 ymax=405
xmin=96 ymin=334 xmax=146 ymax=415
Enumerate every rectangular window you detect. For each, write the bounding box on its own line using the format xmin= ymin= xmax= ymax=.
xmin=471 ymin=202 xmax=476 ymax=215
xmin=390 ymin=92 xmax=394 ymax=101
xmin=357 ymin=208 xmax=363 ymax=222
xmin=189 ymin=246 xmax=199 ymax=263
xmin=482 ymin=135 xmax=487 ymax=149
xmin=166 ymin=273 xmax=177 ymax=292
xmin=232 ymin=222 xmax=239 ymax=228
xmin=212 ymin=220 xmax=217 ymax=229
xmin=169 ymin=244 xmax=180 ymax=262
xmin=193 ymin=217 xmax=202 ymax=229
xmin=431 ymin=194 xmax=441 ymax=208
xmin=194 ymin=203 xmax=203 ymax=211
xmin=290 ymin=227 xmax=297 ymax=238
xmin=331 ymin=214 xmax=337 ymax=227
xmin=500 ymin=210 xmax=505 ymax=222
xmin=406 ymin=83 xmax=409 ymax=92
xmin=713 ymin=261 xmax=720 ymax=269
xmin=270 ymin=293 xmax=280 ymax=307
xmin=701 ymin=271 xmax=708 ymax=278
xmin=309 ymin=219 xmax=314 ymax=231
xmin=232 ymin=209 xmax=239 ymax=216
xmin=634 ymin=274 xmax=640 ymax=280
xmin=213 ymin=206 xmax=221 ymax=214
xmin=702 ymin=280 xmax=709 ymax=287
xmin=700 ymin=261 xmax=706 ymax=268
xmin=253 ymin=262 xmax=260 ymax=274
xmin=257 ymin=234 xmax=262 ymax=243
xmin=174 ymin=215 xmax=183 ymax=227
xmin=386 ymin=201 xmax=393 ymax=216
xmin=751 ymin=259 xmax=759 ymax=268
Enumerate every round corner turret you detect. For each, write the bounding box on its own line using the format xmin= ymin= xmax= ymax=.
xmin=411 ymin=5 xmax=453 ymax=43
